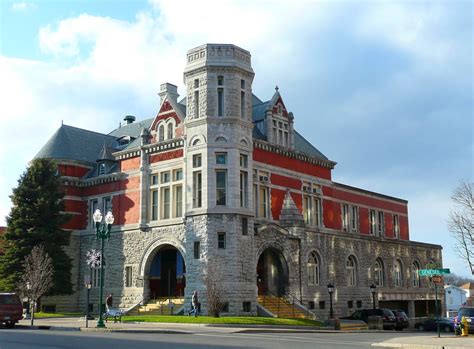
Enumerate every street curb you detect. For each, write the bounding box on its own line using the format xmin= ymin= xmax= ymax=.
xmin=79 ymin=328 xmax=192 ymax=334
xmin=372 ymin=342 xmax=474 ymax=349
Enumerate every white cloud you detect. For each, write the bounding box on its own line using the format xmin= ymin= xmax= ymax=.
xmin=11 ymin=2 xmax=37 ymax=12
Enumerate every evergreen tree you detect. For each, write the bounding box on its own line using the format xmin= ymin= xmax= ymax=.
xmin=0 ymin=158 xmax=73 ymax=294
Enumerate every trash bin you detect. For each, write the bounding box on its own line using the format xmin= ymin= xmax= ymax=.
xmin=368 ymin=315 xmax=383 ymax=330
xmin=333 ymin=318 xmax=341 ymax=330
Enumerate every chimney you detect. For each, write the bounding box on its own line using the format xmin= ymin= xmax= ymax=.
xmin=159 ymin=83 xmax=179 ymax=105
xmin=124 ymin=115 xmax=136 ymax=124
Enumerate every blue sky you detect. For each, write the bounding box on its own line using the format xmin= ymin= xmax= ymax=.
xmin=0 ymin=0 xmax=472 ymax=277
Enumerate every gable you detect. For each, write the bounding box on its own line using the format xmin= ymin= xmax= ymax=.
xmin=272 ymin=96 xmax=289 ymax=118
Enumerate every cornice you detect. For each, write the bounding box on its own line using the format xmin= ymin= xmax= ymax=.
xmin=253 ymin=139 xmax=337 ymax=169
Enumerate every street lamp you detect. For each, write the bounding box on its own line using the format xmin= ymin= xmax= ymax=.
xmin=92 ymin=209 xmax=114 ymax=328
xmin=327 ymin=283 xmax=334 ymax=319
xmin=370 ymin=284 xmax=377 ymax=310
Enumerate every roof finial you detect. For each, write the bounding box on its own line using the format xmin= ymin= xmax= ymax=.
xmin=275 ymin=85 xmax=279 ymax=92
xmin=61 ymin=119 xmax=63 ymax=125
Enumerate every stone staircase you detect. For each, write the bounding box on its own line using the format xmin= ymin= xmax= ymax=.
xmin=257 ymin=295 xmax=310 ymax=319
xmin=127 ymin=297 xmax=185 ymax=316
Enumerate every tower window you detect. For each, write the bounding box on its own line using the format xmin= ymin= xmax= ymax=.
xmin=216 ymin=170 xmax=227 ymax=206
xmin=217 ymin=75 xmax=224 ymax=117
xmin=218 ymin=232 xmax=226 ymax=249
xmin=194 ymin=241 xmax=200 ymax=259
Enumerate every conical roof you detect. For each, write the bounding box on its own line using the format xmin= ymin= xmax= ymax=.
xmin=279 ymin=189 xmax=305 ymax=227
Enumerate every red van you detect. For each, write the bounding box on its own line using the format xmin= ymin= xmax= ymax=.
xmin=0 ymin=293 xmax=23 ymax=328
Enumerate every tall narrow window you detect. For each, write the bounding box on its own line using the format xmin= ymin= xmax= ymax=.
xmin=369 ymin=210 xmax=377 ymax=235
xmin=193 ymin=171 xmax=202 ymax=208
xmin=350 ymin=206 xmax=358 ymax=231
xmin=217 ymin=232 xmax=226 ymax=249
xmin=90 ymin=199 xmax=99 ymax=227
xmin=374 ymin=259 xmax=384 ymax=286
xmin=377 ymin=211 xmax=385 ymax=236
xmin=151 ymin=189 xmax=158 ymax=220
xmin=216 ymin=170 xmax=227 ymax=206
xmin=308 ymin=252 xmax=320 ymax=286
xmin=193 ymin=154 xmax=202 ymax=168
xmin=394 ymin=260 xmax=403 ymax=287
xmin=103 ymin=196 xmax=112 ymax=215
xmin=240 ymin=79 xmax=245 ymax=118
xmin=240 ymin=171 xmax=248 ymax=208
xmin=194 ymin=79 xmax=200 ymax=118
xmin=161 ymin=187 xmax=170 ymax=219
xmin=342 ymin=204 xmax=349 ymax=231
xmin=167 ymin=123 xmax=173 ymax=140
xmin=315 ymin=197 xmax=322 ymax=227
xmin=346 ymin=256 xmax=357 ymax=286
xmin=125 ymin=266 xmax=133 ymax=287
xmin=412 ymin=262 xmax=421 ymax=287
xmin=393 ymin=214 xmax=400 ymax=238
xmin=258 ymin=187 xmax=269 ymax=218
xmin=242 ymin=217 xmax=248 ymax=235
xmin=174 ymin=185 xmax=182 ymax=217
xmin=194 ymin=241 xmax=200 ymax=259
xmin=217 ymin=76 xmax=224 ymax=116
xmin=240 ymin=154 xmax=248 ymax=168
xmin=159 ymin=125 xmax=165 ymax=142
xmin=98 ymin=163 xmax=106 ymax=176
xmin=303 ymin=196 xmax=313 ymax=225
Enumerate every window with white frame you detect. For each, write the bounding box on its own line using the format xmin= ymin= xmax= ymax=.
xmin=125 ymin=266 xmax=133 ymax=288
xmin=303 ymin=195 xmax=313 ymax=225
xmin=346 ymin=256 xmax=357 ymax=286
xmin=369 ymin=210 xmax=377 ymax=235
xmin=240 ymin=171 xmax=248 ymax=208
xmin=314 ymin=197 xmax=322 ymax=227
xmin=350 ymin=205 xmax=358 ymax=232
xmin=394 ymin=260 xmax=403 ymax=287
xmin=412 ymin=261 xmax=421 ymax=287
xmin=377 ymin=211 xmax=385 ymax=236
xmin=92 ymin=267 xmax=104 ymax=288
xmin=272 ymin=117 xmax=289 ymax=147
xmin=216 ymin=170 xmax=227 ymax=206
xmin=393 ymin=214 xmax=400 ymax=238
xmin=342 ymin=204 xmax=349 ymax=231
xmin=254 ymin=170 xmax=270 ymax=219
xmin=90 ymin=199 xmax=99 ymax=228
xmin=308 ymin=252 xmax=320 ymax=285
xmin=158 ymin=124 xmax=165 ymax=142
xmin=374 ymin=259 xmax=384 ymax=287
xmin=149 ymin=169 xmax=183 ymax=221
xmin=193 ymin=171 xmax=202 ymax=208
xmin=167 ymin=122 xmax=174 ymax=140
xmin=103 ymin=196 xmax=112 ymax=215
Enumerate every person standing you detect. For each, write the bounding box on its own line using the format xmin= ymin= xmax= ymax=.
xmin=105 ymin=293 xmax=113 ymax=311
xmin=189 ymin=291 xmax=198 ymax=317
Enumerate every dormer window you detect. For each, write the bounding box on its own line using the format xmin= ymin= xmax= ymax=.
xmin=98 ymin=163 xmax=106 ymax=176
xmin=167 ymin=123 xmax=173 ymax=140
xmin=158 ymin=125 xmax=165 ymax=142
xmin=272 ymin=118 xmax=289 ymax=147
xmin=117 ymin=136 xmax=132 ymax=148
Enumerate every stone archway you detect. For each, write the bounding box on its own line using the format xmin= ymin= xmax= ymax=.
xmin=256 ymin=247 xmax=289 ymax=296
xmin=140 ymin=240 xmax=186 ymax=300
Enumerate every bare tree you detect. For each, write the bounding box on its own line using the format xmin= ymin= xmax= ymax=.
xmin=448 ymin=180 xmax=474 ymax=275
xmin=203 ymin=260 xmax=225 ymax=317
xmin=444 ymin=273 xmax=474 ymax=287
xmin=17 ymin=245 xmax=54 ymax=326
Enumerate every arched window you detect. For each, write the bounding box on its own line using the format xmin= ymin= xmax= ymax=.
xmin=394 ymin=260 xmax=403 ymax=287
xmin=307 ymin=252 xmax=320 ymax=286
xmin=346 ymin=256 xmax=357 ymax=286
xmin=374 ymin=259 xmax=384 ymax=287
xmin=167 ymin=123 xmax=173 ymax=140
xmin=158 ymin=125 xmax=165 ymax=142
xmin=412 ymin=261 xmax=421 ymax=287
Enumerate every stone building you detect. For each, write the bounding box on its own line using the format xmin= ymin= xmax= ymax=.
xmin=37 ymin=43 xmax=443 ymax=319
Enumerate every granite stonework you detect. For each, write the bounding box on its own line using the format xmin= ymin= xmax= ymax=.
xmin=39 ymin=44 xmax=442 ymax=318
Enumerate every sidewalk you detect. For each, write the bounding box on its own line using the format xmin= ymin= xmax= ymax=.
xmin=372 ymin=334 xmax=474 ymax=349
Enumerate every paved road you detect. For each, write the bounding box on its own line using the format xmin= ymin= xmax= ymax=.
xmin=0 ymin=328 xmax=448 ymax=349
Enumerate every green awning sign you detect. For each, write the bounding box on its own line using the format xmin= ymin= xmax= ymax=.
xmin=418 ymin=268 xmax=451 ymax=277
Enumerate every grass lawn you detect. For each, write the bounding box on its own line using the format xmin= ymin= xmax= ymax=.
xmin=122 ymin=315 xmax=323 ymax=326
xmin=34 ymin=312 xmax=83 ymax=318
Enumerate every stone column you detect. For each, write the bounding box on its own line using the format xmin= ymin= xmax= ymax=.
xmin=408 ymin=299 xmax=415 ymax=318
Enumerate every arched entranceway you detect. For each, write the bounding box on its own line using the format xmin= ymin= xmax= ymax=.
xmin=256 ymin=247 xmax=289 ymax=296
xmin=147 ymin=244 xmax=186 ymax=299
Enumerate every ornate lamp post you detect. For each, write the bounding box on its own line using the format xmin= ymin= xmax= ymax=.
xmin=370 ymin=284 xmax=377 ymax=310
xmin=92 ymin=209 xmax=114 ymax=328
xmin=327 ymin=283 xmax=334 ymax=319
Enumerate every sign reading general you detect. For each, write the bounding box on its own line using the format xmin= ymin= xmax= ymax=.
xmin=418 ymin=268 xmax=451 ymax=277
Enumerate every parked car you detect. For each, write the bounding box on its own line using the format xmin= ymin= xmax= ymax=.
xmin=340 ymin=308 xmax=396 ymax=330
xmin=391 ymin=309 xmax=409 ymax=331
xmin=414 ymin=317 xmax=455 ymax=333
xmin=454 ymin=306 xmax=474 ymax=335
xmin=0 ymin=293 xmax=23 ymax=328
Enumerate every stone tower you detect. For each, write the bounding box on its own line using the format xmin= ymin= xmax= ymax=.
xmin=183 ymin=44 xmax=257 ymax=315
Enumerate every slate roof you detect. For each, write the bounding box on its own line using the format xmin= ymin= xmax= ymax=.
xmin=35 ymin=124 xmax=116 ymax=165
xmin=294 ymin=131 xmax=328 ymax=160
xmin=109 ymin=118 xmax=153 ymax=139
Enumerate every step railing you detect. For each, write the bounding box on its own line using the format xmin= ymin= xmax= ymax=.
xmin=259 ymin=291 xmax=315 ymax=319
